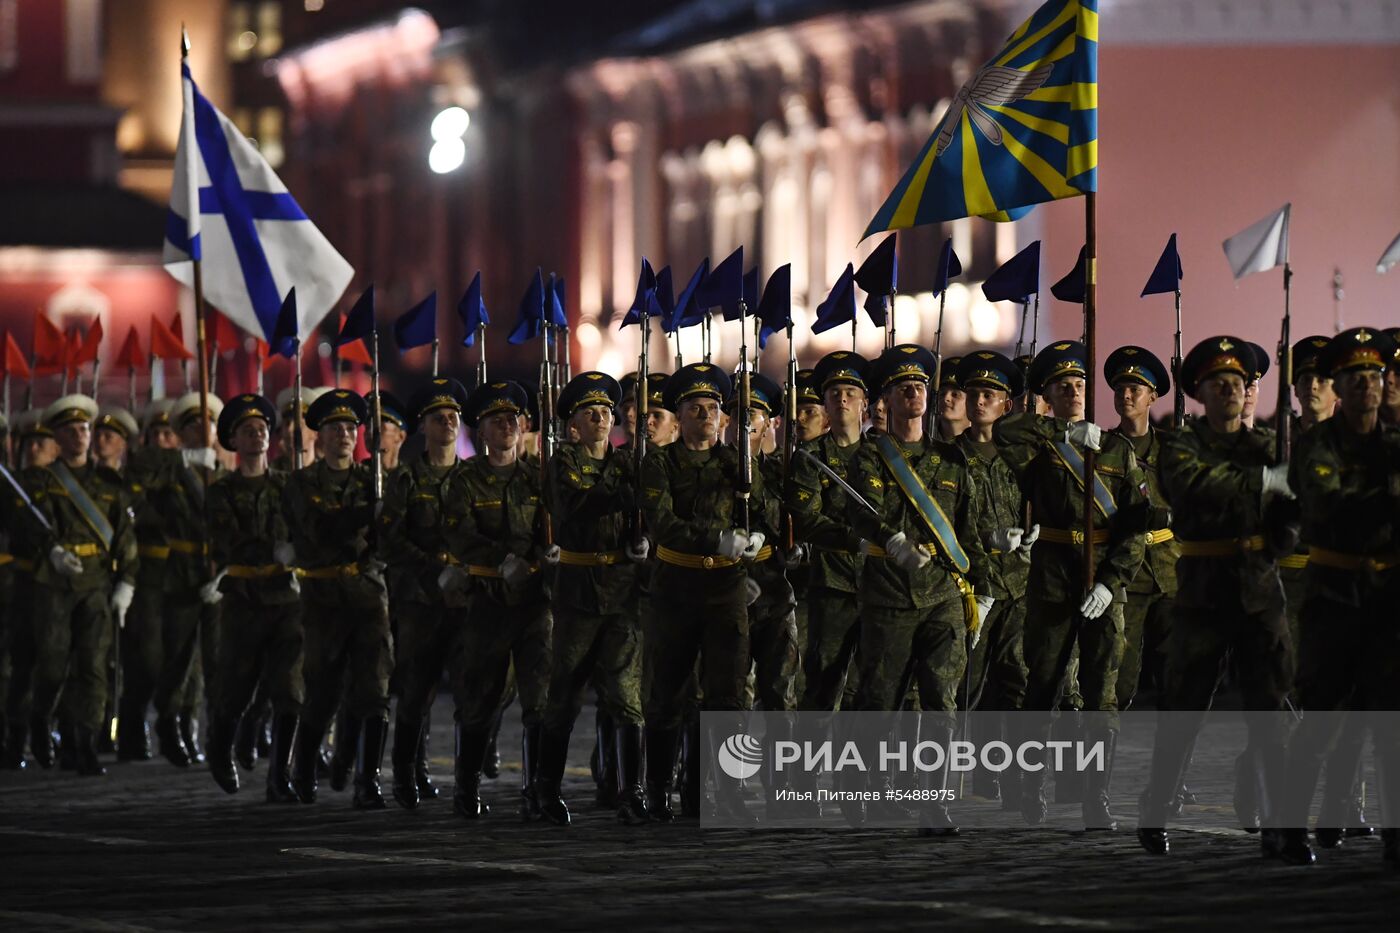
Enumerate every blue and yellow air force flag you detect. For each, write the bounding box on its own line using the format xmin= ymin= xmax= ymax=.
xmin=163 ymin=64 xmax=353 ymax=344
xmin=864 ymin=0 xmax=1097 ymax=237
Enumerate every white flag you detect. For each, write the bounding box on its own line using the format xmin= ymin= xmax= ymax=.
xmin=1378 ymin=230 xmax=1400 ymax=274
xmin=1222 ymin=204 xmax=1290 ymax=280
xmin=163 ymin=63 xmax=353 ymax=343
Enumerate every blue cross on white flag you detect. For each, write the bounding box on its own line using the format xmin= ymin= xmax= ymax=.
xmin=163 ymin=63 xmax=353 ymax=343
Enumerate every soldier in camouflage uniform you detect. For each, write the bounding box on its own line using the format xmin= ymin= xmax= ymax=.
xmin=271 ymin=387 xmax=320 ymax=472
xmin=440 ymin=380 xmax=552 ymax=820
xmin=1280 ymin=328 xmax=1400 ymax=867
xmin=934 ymin=356 xmax=967 ymax=442
xmin=377 ymin=378 xmax=468 ymax=810
xmin=845 ymin=345 xmax=991 ymax=834
xmin=283 ymin=389 xmax=393 ymax=809
xmin=994 ymin=341 xmax=1149 ymax=830
xmin=1382 ymin=327 xmax=1400 ymax=426
xmin=125 ymin=392 xmax=223 ymax=768
xmin=203 ymin=394 xmax=303 ymax=802
xmin=641 ymin=364 xmax=764 ymax=822
xmin=535 ymin=372 xmax=651 ymax=826
xmin=784 ymin=367 xmax=826 ymax=723
xmin=954 ymin=352 xmax=1033 ymax=806
xmin=19 ymin=395 xmax=139 ymax=776
xmin=1137 ymin=336 xmax=1299 ymax=860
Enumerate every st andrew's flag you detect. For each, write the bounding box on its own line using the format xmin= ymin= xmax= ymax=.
xmin=864 ymin=0 xmax=1097 ymax=236
xmin=163 ymin=63 xmax=353 ymax=344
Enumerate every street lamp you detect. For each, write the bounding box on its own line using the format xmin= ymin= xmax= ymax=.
xmin=429 ymin=106 xmax=469 ymax=174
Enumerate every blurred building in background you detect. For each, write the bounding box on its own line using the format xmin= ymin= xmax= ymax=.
xmin=1 ymin=0 xmax=1398 ymax=419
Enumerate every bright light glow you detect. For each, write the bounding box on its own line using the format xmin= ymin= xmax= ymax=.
xmin=577 ymin=321 xmax=601 ymax=350
xmin=969 ymin=297 xmax=1001 ymax=344
xmin=431 ymin=106 xmax=470 ymax=142
xmin=429 ymin=138 xmax=465 ymax=174
xmin=237 ymin=31 xmax=258 ymax=52
xmin=304 ymin=0 xmax=324 ymax=10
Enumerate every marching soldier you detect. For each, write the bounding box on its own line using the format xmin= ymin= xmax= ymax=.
xmin=283 ymin=389 xmax=393 ymax=809
xmin=994 ymin=341 xmax=1149 ymax=830
xmin=1280 ymin=328 xmax=1400 ymax=867
xmin=954 ymin=352 xmax=1032 ymax=805
xmin=535 ymin=371 xmax=650 ymax=826
xmin=272 ymin=386 xmax=319 ymax=471
xmin=1137 ymin=336 xmax=1298 ymax=859
xmin=934 ymin=357 xmax=967 ymax=441
xmin=640 ymin=363 xmax=763 ymax=821
xmin=440 ymin=380 xmax=552 ymax=820
xmin=846 ymin=344 xmax=991 ymax=834
xmin=203 ymin=394 xmax=304 ymax=802
xmin=142 ymin=400 xmax=178 ymax=451
xmin=377 ymin=377 xmax=469 ymax=810
xmin=20 ymin=395 xmax=138 ymax=775
xmin=1240 ymin=341 xmax=1270 ymax=430
xmin=792 ymin=368 xmax=829 ymax=442
xmin=367 ymin=390 xmax=409 ymax=474
xmin=1382 ymin=327 xmax=1400 ymax=426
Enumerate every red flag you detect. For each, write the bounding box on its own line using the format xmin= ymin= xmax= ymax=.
xmin=2 ymin=330 xmax=30 ymax=379
xmin=339 ymin=339 xmax=374 ymax=366
xmin=209 ymin=308 xmax=240 ymax=353
xmin=150 ymin=314 xmax=195 ymax=361
xmin=70 ymin=318 xmax=103 ymax=368
xmin=114 ymin=327 xmax=143 ymax=369
xmin=32 ymin=311 xmax=66 ymax=374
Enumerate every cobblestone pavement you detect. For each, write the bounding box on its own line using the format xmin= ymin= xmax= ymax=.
xmin=2 ymin=700 xmax=1397 ymax=932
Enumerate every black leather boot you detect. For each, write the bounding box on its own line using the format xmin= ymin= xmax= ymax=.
xmin=207 ymin=714 xmax=240 ymax=794
xmin=329 ymin=708 xmax=359 ymax=792
xmin=2 ymin=721 xmax=28 ymax=770
xmin=519 ymin=723 xmax=543 ymax=821
xmin=75 ymin=725 xmax=107 ymax=777
xmin=116 ymin=700 xmax=151 ymax=762
xmin=615 ymin=722 xmax=649 ymax=825
xmin=390 ymin=717 xmax=421 ymax=810
xmin=256 ymin=710 xmax=273 ymax=758
xmin=29 ymin=717 xmax=54 ymax=769
xmin=917 ymin=726 xmax=959 ymax=838
xmin=1082 ymin=728 xmax=1118 ymax=831
xmin=482 ymin=708 xmax=503 ymax=779
xmin=234 ymin=708 xmax=259 ymax=771
xmin=352 ymin=717 xmax=389 ymax=810
xmin=265 ymin=713 xmax=299 ymax=803
xmin=292 ymin=719 xmax=325 ymax=804
xmin=1137 ymin=827 xmax=1170 ymax=855
xmin=156 ymin=715 xmax=190 ymax=768
xmin=453 ymin=725 xmax=490 ymax=819
xmin=644 ymin=725 xmax=678 ymax=822
xmin=1234 ymin=746 xmax=1261 ymax=832
xmin=58 ymin=720 xmax=77 ymax=770
xmin=179 ymin=713 xmax=204 ymax=764
xmin=593 ymin=709 xmax=618 ymax=809
xmin=535 ymin=726 xmax=572 ymax=826
xmin=679 ymin=717 xmax=702 ymax=818
xmin=710 ymin=722 xmax=757 ymax=825
xmin=1051 ymin=710 xmax=1084 ymax=804
xmin=416 ymin=716 xmax=438 ymax=799
xmin=1270 ymin=828 xmax=1316 ymax=865
xmin=1021 ymin=766 xmax=1048 ymax=826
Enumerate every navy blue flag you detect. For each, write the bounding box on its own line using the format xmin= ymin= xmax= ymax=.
xmin=620 ymin=258 xmax=657 ymax=328
xmin=854 ymin=235 xmax=897 ymax=325
xmin=270 ymin=287 xmax=298 ymax=358
xmin=932 ymin=237 xmax=963 ymax=299
xmin=811 ymin=264 xmax=857 ymax=335
xmin=757 ymin=264 xmax=792 ymax=349
xmin=336 ymin=285 xmax=375 ymax=346
xmin=673 ymin=258 xmax=711 ymax=330
xmin=654 ymin=266 xmax=678 ymax=333
xmin=727 ymin=266 xmax=759 ymax=324
xmin=1051 ymin=246 xmax=1087 ymax=303
xmin=394 ymin=292 xmax=438 ymax=351
xmin=548 ymin=275 xmax=567 ymax=329
xmin=982 ymin=240 xmax=1042 ymax=303
xmin=696 ymin=247 xmax=743 ymax=320
xmin=458 ymin=272 xmax=489 ymax=347
xmin=1141 ymin=233 xmax=1183 ymax=297
xmin=508 ymin=269 xmax=545 ymax=345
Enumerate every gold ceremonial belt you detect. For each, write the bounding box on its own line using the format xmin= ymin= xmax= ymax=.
xmin=864 ymin=543 xmax=931 ymax=559
xmin=1177 ymin=535 xmax=1267 ymax=558
xmin=295 ymin=563 xmax=361 ymax=580
xmin=0 ymin=554 xmax=11 ymax=567
xmin=225 ymin=564 xmax=288 ymax=579
xmin=1277 ymin=554 xmax=1310 ymax=570
xmin=1146 ymin=529 xmax=1175 ymax=547
xmin=1038 ymin=528 xmax=1110 ymax=546
xmin=467 ymin=562 xmax=541 ymax=578
xmin=67 ymin=543 xmax=103 ymax=558
xmin=13 ymin=558 xmax=34 ymax=573
xmin=655 ymin=545 xmax=773 ymax=570
xmin=1307 ymin=547 xmax=1400 ymax=574
xmin=436 ymin=552 xmax=461 ymax=566
xmin=558 ymin=550 xmax=626 ymax=567
xmin=139 ymin=539 xmax=206 ymax=560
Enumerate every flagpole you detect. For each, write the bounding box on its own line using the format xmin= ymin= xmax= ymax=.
xmin=92 ymin=358 xmax=102 ymax=404
xmin=1171 ymin=286 xmax=1185 ymax=429
xmin=931 ymin=288 xmax=948 ymax=394
xmin=850 ymin=312 xmax=857 ymax=354
xmin=431 ymin=336 xmax=440 ymax=378
xmin=255 ymin=347 xmax=264 ymax=396
xmin=476 ymin=324 xmax=486 ymax=384
xmin=1277 ymin=262 xmax=1293 ymax=459
xmin=1331 ymin=267 xmax=1344 ymax=335
xmin=292 ymin=337 xmax=303 ymax=472
xmin=370 ymin=329 xmax=383 ymax=500
xmin=333 ymin=340 xmax=342 ymax=389
xmin=24 ymin=347 xmax=34 ymax=409
xmin=128 ymin=366 xmax=136 ymax=415
xmin=886 ymin=289 xmax=896 ymax=349
xmin=1081 ymin=191 xmax=1098 ymax=600
xmin=672 ymin=331 xmax=682 ymax=370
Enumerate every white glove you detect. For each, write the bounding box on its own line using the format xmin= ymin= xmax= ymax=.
xmin=273 ymin=541 xmax=296 ymax=567
xmin=744 ymin=577 xmax=762 ymax=606
xmin=885 ymin=532 xmax=930 ymax=573
xmin=975 ymin=595 xmax=995 ymax=625
xmin=859 ymin=539 xmax=878 ymax=556
xmin=1019 ymin=524 xmax=1041 ymax=550
xmin=500 ymin=553 xmax=531 ymax=587
xmin=626 ymin=538 xmax=650 ymax=563
xmin=1065 ymin=421 xmax=1103 ymax=452
xmin=786 ymin=543 xmax=808 ymax=566
xmin=111 ymin=581 xmax=135 ymax=629
xmin=988 ymin=527 xmax=1024 ymax=552
xmin=362 ymin=557 xmax=387 ymax=577
xmin=740 ymin=530 xmax=766 ymax=560
xmin=288 ymin=574 xmax=301 ymax=596
xmin=1079 ymin=582 xmax=1113 ymax=620
xmin=1261 ymin=464 xmax=1295 ymax=501
xmin=437 ymin=565 xmax=468 ymax=592
xmin=718 ymin=529 xmax=749 ymax=560
xmin=542 ymin=544 xmax=561 ymax=567
xmin=199 ymin=571 xmax=226 ymax=605
xmin=49 ymin=545 xmax=84 ymax=577
xmin=181 ymin=447 xmax=217 ymax=471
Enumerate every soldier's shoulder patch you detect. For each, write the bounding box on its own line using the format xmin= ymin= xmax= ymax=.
xmin=644 ymin=488 xmax=661 ymax=501
xmin=796 ymin=489 xmax=812 ymax=502
xmin=1313 ymin=463 xmax=1334 ymax=478
xmin=866 ymin=476 xmax=884 ymax=490
xmin=566 ymin=470 xmax=582 ymax=486
xmin=939 ymin=479 xmax=958 ymax=490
